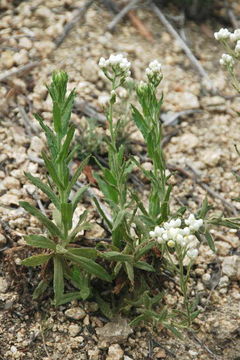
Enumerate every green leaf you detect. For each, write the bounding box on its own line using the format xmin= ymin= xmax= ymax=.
xmin=32 ymin=279 xmax=50 ymax=300
xmin=25 ymin=235 xmax=56 ymax=250
xmin=95 ymin=293 xmax=113 ymax=319
xmin=66 ymin=253 xmax=112 ymax=282
xmin=34 ymin=113 xmax=57 ymax=159
xmin=69 ymin=210 xmax=89 ymax=241
xmin=62 ymin=90 xmax=76 ymax=134
xmin=134 ymin=261 xmax=155 ymax=272
xmin=55 ymin=292 xmax=84 ymax=305
xmin=20 ymin=201 xmax=63 ymax=239
xmin=22 ymin=254 xmax=52 ymax=266
xmin=67 ymin=247 xmax=97 ymax=259
xmin=135 ymin=241 xmax=156 ymax=260
xmin=53 ymin=255 xmax=64 ymax=305
xmin=205 ymin=231 xmax=215 ymax=252
xmin=61 ymin=202 xmax=73 ymax=231
xmin=52 ymin=101 xmax=62 ymax=134
xmin=159 ymin=184 xmax=172 ymax=221
xmin=112 ymin=210 xmax=126 ymax=231
xmin=24 ymin=172 xmax=60 ymax=210
xmin=70 ymin=267 xmax=91 ymax=300
xmin=72 ymin=185 xmax=88 ymax=211
xmin=94 ymin=173 xmax=118 ymax=204
xmin=198 ymin=197 xmax=212 ymax=219
xmin=129 ymin=314 xmax=146 ymax=327
xmin=92 ymin=197 xmax=112 ymax=230
xmin=101 ymin=251 xmax=134 ymax=263
xmin=131 ymin=104 xmax=148 ymax=140
xmin=56 ymin=124 xmax=75 ymax=163
xmin=41 ymin=152 xmax=64 ymax=190
xmin=67 ymin=155 xmax=90 ymax=193
xmin=125 ymin=262 xmax=134 ymax=285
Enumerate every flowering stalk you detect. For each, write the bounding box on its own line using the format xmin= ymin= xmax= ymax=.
xmin=20 ymin=72 xmax=111 ymax=305
xmin=98 ymin=54 xmax=132 ymax=249
xmin=150 ymin=214 xmax=203 ymax=326
xmin=132 ymin=61 xmax=170 ymax=224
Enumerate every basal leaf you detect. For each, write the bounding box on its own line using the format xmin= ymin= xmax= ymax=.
xmin=20 ymin=201 xmax=63 ymax=239
xmin=25 ymin=234 xmax=56 ymax=250
xmin=24 ymin=172 xmax=60 ymax=209
xmin=53 ymin=255 xmax=64 ymax=305
xmin=22 ymin=254 xmax=52 ymax=266
xmin=66 ymin=253 xmax=112 ymax=282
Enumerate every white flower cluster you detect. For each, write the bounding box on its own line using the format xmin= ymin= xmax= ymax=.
xmin=230 ymin=29 xmax=240 ymax=43
xmin=219 ymin=53 xmax=235 ymax=67
xmin=99 ymin=54 xmax=131 ymax=77
xmin=149 ymin=214 xmax=203 ymax=258
xmin=214 ymin=28 xmax=231 ymax=41
xmin=145 ymin=60 xmax=162 ymax=78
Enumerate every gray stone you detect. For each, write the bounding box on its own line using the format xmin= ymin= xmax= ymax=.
xmin=222 ymin=255 xmax=240 ymax=280
xmin=96 ymin=317 xmax=133 ymax=343
xmin=64 ymin=307 xmax=86 ymax=320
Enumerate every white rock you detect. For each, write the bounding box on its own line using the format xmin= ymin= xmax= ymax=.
xmin=2 ymin=176 xmax=20 ymax=190
xmin=35 ymin=41 xmax=55 ymax=57
xmin=178 ymin=133 xmax=199 ymax=151
xmin=13 ymin=49 xmax=28 ymax=66
xmin=88 ymin=349 xmax=100 ymax=360
xmin=1 ymin=51 xmax=14 ymax=69
xmin=201 ymin=149 xmax=222 ymax=167
xmin=19 ymin=37 xmax=32 ymax=50
xmin=29 ymin=136 xmax=44 ymax=153
xmin=68 ymin=324 xmax=80 ymax=337
xmin=81 ymin=59 xmax=99 ymax=82
xmin=216 ymin=240 xmax=231 ymax=256
xmin=64 ymin=307 xmax=86 ymax=320
xmin=96 ymin=317 xmax=133 ymax=343
xmin=165 ymin=91 xmax=199 ymax=111
xmin=222 ymin=255 xmax=240 ymax=280
xmin=107 ymin=344 xmax=124 ymax=360
xmin=124 ymin=357 xmax=133 ymax=360
xmin=0 ymin=277 xmax=8 ymax=293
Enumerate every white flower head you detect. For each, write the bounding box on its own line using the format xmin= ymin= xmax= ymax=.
xmin=167 ymin=240 xmax=175 ymax=248
xmin=230 ymin=29 xmax=240 ymax=43
xmin=219 ymin=53 xmax=235 ymax=67
xmin=99 ymin=53 xmax=131 ymax=79
xmin=186 ymin=248 xmax=198 ymax=259
xmin=235 ymin=40 xmax=240 ymax=55
xmin=146 ymin=60 xmax=162 ymax=76
xmin=214 ymin=28 xmax=231 ymax=41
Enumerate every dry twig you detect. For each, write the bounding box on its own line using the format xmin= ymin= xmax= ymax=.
xmin=168 ymin=163 xmax=238 ymax=216
xmin=55 ymin=0 xmax=94 ymax=48
xmin=127 ymin=10 xmax=154 ymax=42
xmin=150 ymin=3 xmax=214 ymax=89
xmin=0 ymin=61 xmax=40 ymax=82
xmin=107 ymin=0 xmax=141 ymax=31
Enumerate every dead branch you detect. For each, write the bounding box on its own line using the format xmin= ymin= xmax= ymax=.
xmin=150 ymin=3 xmax=214 ymax=88
xmin=127 ymin=10 xmax=154 ymax=42
xmin=55 ymin=0 xmax=94 ymax=48
xmin=74 ymin=99 xmax=106 ymax=124
xmin=107 ymin=0 xmax=141 ymax=31
xmin=0 ymin=61 xmax=40 ymax=82
xmin=168 ymin=163 xmax=238 ymax=216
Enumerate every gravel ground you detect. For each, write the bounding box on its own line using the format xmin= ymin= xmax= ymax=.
xmin=0 ymin=1 xmax=240 ymax=359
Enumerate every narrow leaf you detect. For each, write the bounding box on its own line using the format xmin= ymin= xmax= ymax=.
xmin=66 ymin=253 xmax=112 ymax=282
xmin=22 ymin=254 xmax=52 ymax=266
xmin=25 ymin=172 xmax=60 ymax=209
xmin=20 ymin=201 xmax=63 ymax=239
xmin=134 ymin=261 xmax=155 ymax=272
xmin=53 ymin=255 xmax=64 ymax=305
xmin=25 ymin=235 xmax=56 ymax=250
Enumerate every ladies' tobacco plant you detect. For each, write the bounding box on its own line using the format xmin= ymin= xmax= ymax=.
xmin=20 ymin=72 xmax=111 ymax=306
